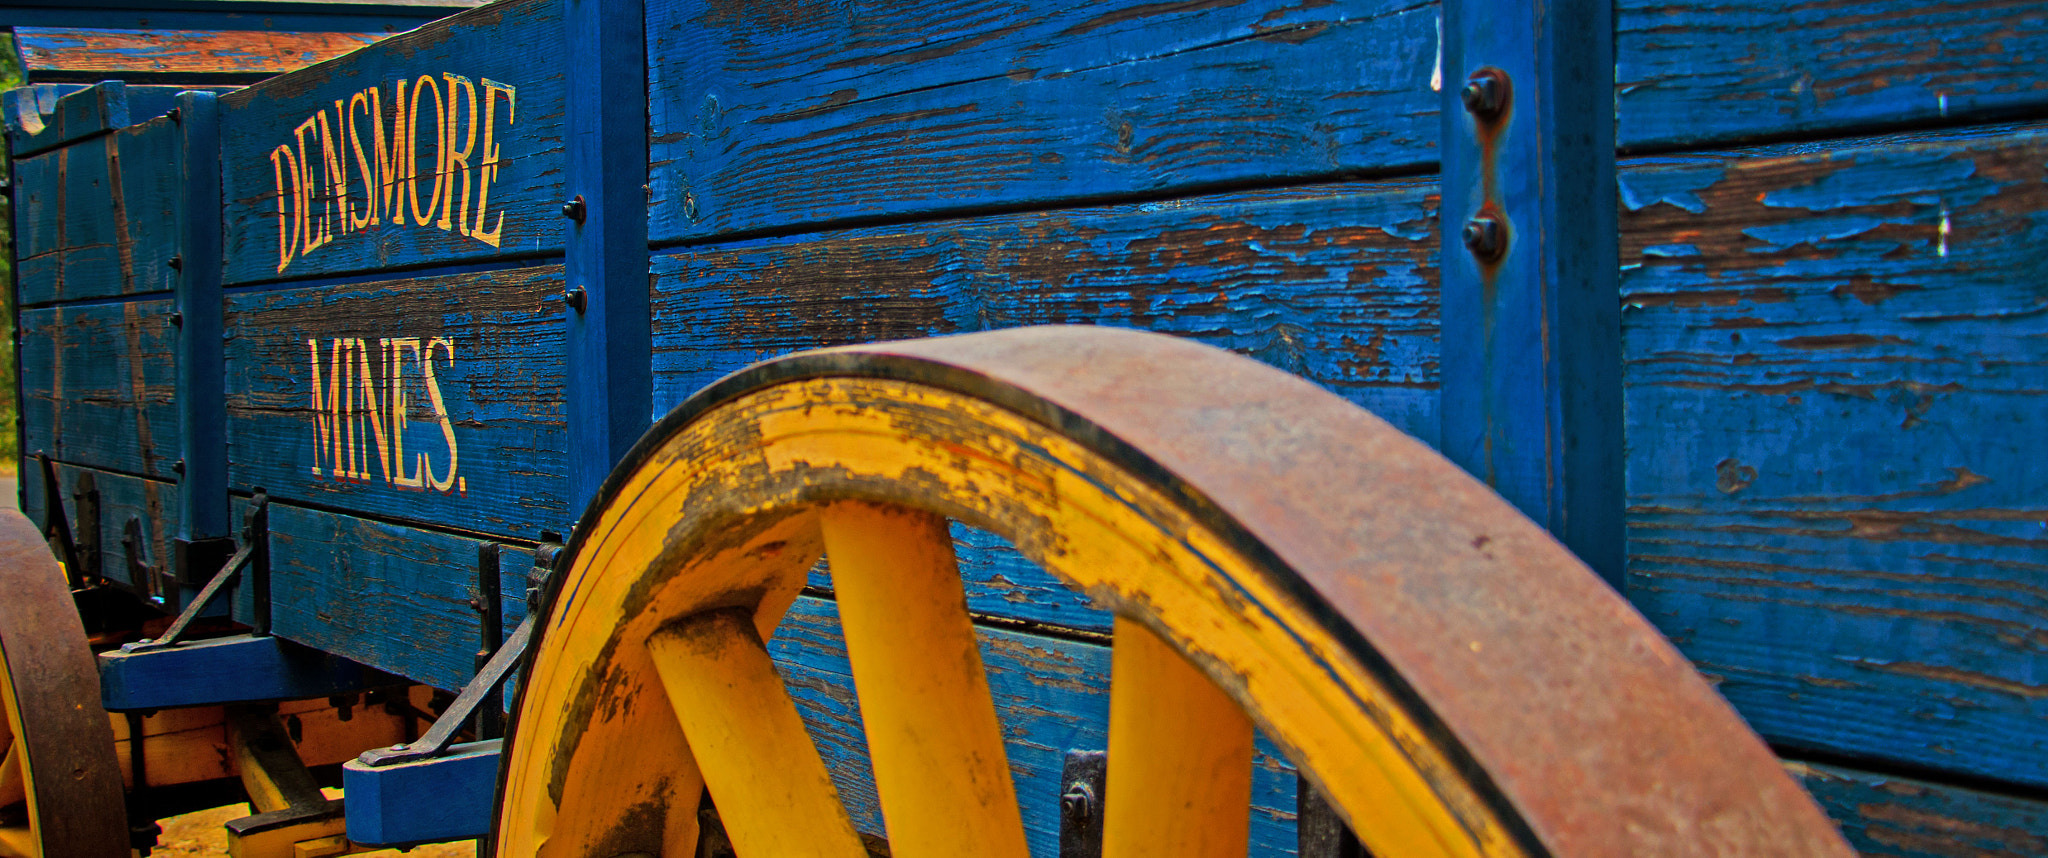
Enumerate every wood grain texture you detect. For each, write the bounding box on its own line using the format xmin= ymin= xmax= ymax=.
xmin=223 ymin=265 xmax=569 ymax=539
xmin=243 ymin=496 xmax=533 ymax=692
xmin=20 ymin=298 xmax=181 ymax=480
xmin=1619 ymin=124 xmax=2048 ymax=789
xmin=217 ymin=0 xmax=565 ymax=286
xmin=1789 ymin=762 xmax=2048 ymax=858
xmin=652 ymin=179 xmax=1439 ymax=631
xmin=14 ymin=113 xmax=184 ymax=306
xmin=645 ymin=0 xmax=1439 ymax=243
xmin=767 ymin=595 xmax=1302 ymax=857
xmin=1616 ymin=0 xmax=2048 ymax=151
xmin=18 ymin=460 xmax=179 ymax=596
xmin=12 ymin=28 xmax=385 ymax=80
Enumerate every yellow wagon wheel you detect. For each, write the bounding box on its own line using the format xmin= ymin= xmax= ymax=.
xmin=0 ymin=509 xmax=129 ymax=858
xmin=496 ymin=326 xmax=1852 ymax=858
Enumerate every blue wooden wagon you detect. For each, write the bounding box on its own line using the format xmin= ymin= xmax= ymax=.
xmin=2 ymin=0 xmax=2043 ymax=855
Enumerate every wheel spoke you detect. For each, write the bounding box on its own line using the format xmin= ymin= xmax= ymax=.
xmin=0 ymin=824 xmax=32 ymax=858
xmin=646 ymin=608 xmax=866 ymax=857
xmin=1102 ymin=617 xmax=1254 ymax=858
xmin=0 ymin=741 xmax=21 ymax=809
xmin=823 ymin=503 xmax=1029 ymax=858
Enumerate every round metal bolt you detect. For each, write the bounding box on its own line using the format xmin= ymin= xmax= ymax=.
xmin=168 ymin=311 xmax=182 ymax=327
xmin=166 ymin=107 xmax=181 ymax=124
xmin=563 ymin=286 xmax=589 ymax=314
xmin=1463 ymin=214 xmax=1508 ymax=261
xmin=167 ymin=255 xmax=183 ymax=271
xmin=1060 ymin=780 xmax=1096 ymax=822
xmin=561 ymin=195 xmax=586 ymax=224
xmin=682 ymin=192 xmax=700 ymax=221
xmin=1461 ymin=68 xmax=1510 ymax=119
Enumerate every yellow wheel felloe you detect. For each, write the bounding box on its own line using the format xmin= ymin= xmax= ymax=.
xmin=498 ymin=327 xmax=1854 ymax=858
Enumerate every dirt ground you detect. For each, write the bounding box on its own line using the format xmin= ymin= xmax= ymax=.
xmin=150 ymin=791 xmax=474 ymax=858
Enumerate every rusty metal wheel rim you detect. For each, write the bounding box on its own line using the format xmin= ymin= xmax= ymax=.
xmin=496 ymin=326 xmax=1851 ymax=858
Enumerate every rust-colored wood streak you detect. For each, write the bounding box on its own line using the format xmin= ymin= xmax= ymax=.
xmin=1619 ymin=123 xmax=2048 ymax=789
xmin=223 ymin=265 xmax=567 ymax=540
xmin=20 ymin=299 xmax=179 ymax=481
xmin=13 ymin=113 xmax=182 ymax=306
xmin=11 ymin=29 xmax=384 ymax=82
xmin=217 ymin=0 xmax=565 ymax=286
xmin=241 ymin=497 xmax=533 ymax=693
xmin=17 ymin=462 xmax=177 ymax=597
xmin=1789 ymin=762 xmax=2048 ymax=857
xmin=646 ymin=0 xmax=1439 ymax=243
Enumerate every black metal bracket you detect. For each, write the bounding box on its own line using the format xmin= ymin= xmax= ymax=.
xmin=121 ymin=492 xmax=269 ymax=654
xmin=1058 ymin=749 xmax=1107 ymax=858
xmin=529 ymin=531 xmax=565 ymax=618
xmin=470 ymin=543 xmax=506 ymax=740
xmin=171 ymin=535 xmax=236 ymax=605
xmin=121 ymin=516 xmax=156 ymax=596
xmin=1298 ymin=774 xmax=1370 ymax=858
xmin=74 ymin=470 xmax=102 ymax=583
xmin=355 ymin=614 xmax=533 ymax=768
xmin=37 ymin=454 xmax=81 ymax=587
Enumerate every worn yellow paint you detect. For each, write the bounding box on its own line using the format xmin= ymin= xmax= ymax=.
xmin=0 ymin=643 xmax=36 ymax=858
xmin=0 ymin=734 xmax=20 ymax=810
xmin=824 ymin=502 xmax=1032 ymax=858
xmin=1103 ymin=616 xmax=1255 ymax=858
xmin=501 ymin=377 xmax=1526 ymax=858
xmin=645 ymin=609 xmax=868 ymax=858
xmin=0 ymin=826 xmax=32 ymax=858
xmin=225 ymin=814 xmax=348 ymax=858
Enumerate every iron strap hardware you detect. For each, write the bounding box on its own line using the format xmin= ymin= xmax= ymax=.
xmin=121 ymin=492 xmax=271 ymax=654
xmin=1057 ymin=750 xmax=1106 ymax=858
xmin=36 ymin=453 xmax=82 ymax=587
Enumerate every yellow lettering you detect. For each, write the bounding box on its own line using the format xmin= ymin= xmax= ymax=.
xmin=408 ymin=75 xmax=445 ymax=228
xmin=391 ymin=338 xmax=425 ymax=488
xmin=357 ymin=338 xmax=394 ymax=483
xmin=293 ymin=117 xmax=326 ymax=253
xmin=473 ymin=79 xmax=516 ymax=246
xmin=347 ymin=91 xmax=378 ymax=230
xmin=339 ymin=338 xmax=361 ymax=480
xmin=317 ymin=107 xmax=348 ymax=240
xmin=269 ymin=145 xmax=302 ymax=273
xmin=422 ymin=336 xmax=459 ymax=492
xmin=441 ymin=73 xmax=479 ymax=236
xmin=307 ymin=339 xmax=333 ymax=476
xmin=380 ymin=80 xmax=410 ymax=225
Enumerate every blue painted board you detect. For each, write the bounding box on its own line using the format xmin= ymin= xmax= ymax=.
xmin=215 ymin=0 xmax=566 ymax=286
xmin=11 ymin=28 xmax=390 ymax=86
xmin=1615 ymin=0 xmax=2048 ymax=151
xmin=175 ymin=90 xmax=230 ymax=543
xmin=242 ymin=497 xmax=533 ymax=693
xmin=4 ymin=81 xmax=130 ymax=157
xmin=768 ymin=595 xmax=1302 ymax=857
xmin=342 ymin=739 xmax=502 ymax=847
xmin=646 ymin=0 xmax=1439 ymax=243
xmin=652 ymin=178 xmax=1440 ymax=632
xmin=18 ymin=460 xmax=179 ymax=597
xmin=1789 ymin=761 xmax=2048 ymax=857
xmin=223 ymin=265 xmax=568 ymax=539
xmin=14 ymin=110 xmax=183 ymax=306
xmin=0 ymin=5 xmax=473 ymax=35
xmin=20 ymin=298 xmax=181 ymax=480
xmin=98 ymin=633 xmax=393 ymax=711
xmin=1619 ymin=124 xmax=2048 ymax=789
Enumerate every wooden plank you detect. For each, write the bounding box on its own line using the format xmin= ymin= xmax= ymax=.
xmin=20 ymin=298 xmax=181 ymax=480
xmin=245 ymin=497 xmax=533 ymax=692
xmin=19 ymin=461 xmax=179 ymax=597
xmin=13 ymin=111 xmax=185 ymax=307
xmin=12 ymin=28 xmax=385 ymax=83
xmin=2 ymin=4 xmax=478 ymax=35
xmin=217 ymin=0 xmax=566 ymax=286
xmin=768 ymin=596 xmax=1303 ymax=857
xmin=1616 ymin=0 xmax=2048 ymax=151
xmin=645 ymin=0 xmax=1439 ymax=243
xmin=1619 ymin=124 xmax=2048 ymax=788
xmin=1103 ymin=617 xmax=1254 ymax=858
xmin=1788 ymin=762 xmax=2048 ymax=857
xmin=653 ymin=179 xmax=1439 ymax=632
xmin=223 ymin=265 xmax=569 ymax=539
xmin=4 ymin=81 xmax=128 ymax=157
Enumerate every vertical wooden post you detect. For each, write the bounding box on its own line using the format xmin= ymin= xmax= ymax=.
xmin=1438 ymin=0 xmax=1623 ymax=586
xmin=172 ymin=90 xmax=233 ymax=606
xmin=564 ymin=0 xmax=651 ymax=515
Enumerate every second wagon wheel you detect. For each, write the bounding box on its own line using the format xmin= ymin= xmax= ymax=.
xmin=0 ymin=509 xmax=129 ymax=858
xmin=495 ymin=326 xmax=1852 ymax=857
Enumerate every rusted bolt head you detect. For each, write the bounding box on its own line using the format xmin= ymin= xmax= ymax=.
xmin=1461 ymin=68 xmax=1510 ymax=119
xmin=1060 ymin=781 xmax=1096 ymax=821
xmin=1463 ymin=214 xmax=1508 ymax=261
xmin=563 ymin=286 xmax=589 ymax=314
xmin=561 ymin=195 xmax=586 ymax=223
xmin=167 ymin=255 xmax=183 ymax=271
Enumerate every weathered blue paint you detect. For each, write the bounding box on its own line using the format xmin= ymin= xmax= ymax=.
xmin=1 ymin=4 xmax=475 ymax=35
xmin=769 ymin=596 xmax=1303 ymax=857
xmin=1615 ymin=0 xmax=2048 ymax=152
xmin=1438 ymin=0 xmax=1624 ymax=587
xmin=19 ymin=460 xmax=178 ymax=594
xmin=241 ymin=497 xmax=534 ymax=692
xmin=222 ymin=265 xmax=568 ymax=539
xmin=173 ymin=90 xmax=228 ymax=547
xmin=97 ymin=633 xmax=391 ymax=711
xmin=214 ymin=0 xmax=566 ymax=286
xmin=10 ymin=27 xmax=388 ymax=86
xmin=20 ymin=298 xmax=180 ymax=479
xmin=563 ymin=0 xmax=651 ymax=515
xmin=645 ymin=0 xmax=1441 ymax=245
xmin=1619 ymin=124 xmax=2048 ymax=789
xmin=341 ymin=739 xmax=503 ymax=847
xmin=1789 ymin=761 xmax=2048 ymax=857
